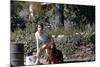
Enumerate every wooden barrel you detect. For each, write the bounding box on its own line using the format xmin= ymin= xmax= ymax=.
xmin=10 ymin=43 xmax=24 ymax=66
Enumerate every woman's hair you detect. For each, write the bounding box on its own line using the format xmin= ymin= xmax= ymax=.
xmin=37 ymin=23 xmax=44 ymax=29
xmin=34 ymin=23 xmax=44 ymax=32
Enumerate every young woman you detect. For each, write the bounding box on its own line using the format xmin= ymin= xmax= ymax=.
xmin=34 ymin=23 xmax=51 ymax=64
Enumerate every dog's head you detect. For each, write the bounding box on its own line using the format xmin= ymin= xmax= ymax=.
xmin=47 ymin=35 xmax=56 ymax=49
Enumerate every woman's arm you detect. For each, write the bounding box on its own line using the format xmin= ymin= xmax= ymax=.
xmin=35 ymin=32 xmax=39 ymax=55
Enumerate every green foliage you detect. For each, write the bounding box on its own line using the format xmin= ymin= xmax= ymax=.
xmin=11 ymin=22 xmax=35 ymax=42
xmin=11 ymin=1 xmax=95 ymax=60
xmin=53 ymin=23 xmax=95 ymax=58
xmin=64 ymin=5 xmax=95 ymax=26
xmin=55 ymin=31 xmax=95 ymax=57
xmin=11 ymin=1 xmax=28 ymax=17
xmin=46 ymin=27 xmax=80 ymax=35
xmin=11 ymin=1 xmax=29 ymax=32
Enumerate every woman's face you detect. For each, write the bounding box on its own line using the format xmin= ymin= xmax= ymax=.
xmin=37 ymin=25 xmax=43 ymax=32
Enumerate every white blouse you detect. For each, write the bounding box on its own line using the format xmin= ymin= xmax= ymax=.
xmin=35 ymin=31 xmax=49 ymax=48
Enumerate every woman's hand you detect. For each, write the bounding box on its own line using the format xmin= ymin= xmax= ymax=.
xmin=41 ymin=44 xmax=47 ymax=49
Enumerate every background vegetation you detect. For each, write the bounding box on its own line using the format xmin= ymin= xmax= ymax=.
xmin=11 ymin=1 xmax=95 ymax=62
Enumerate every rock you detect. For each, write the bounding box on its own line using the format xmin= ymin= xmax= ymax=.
xmin=58 ymin=35 xmax=65 ymax=38
xmin=52 ymin=35 xmax=56 ymax=38
xmin=24 ymin=55 xmax=37 ymax=65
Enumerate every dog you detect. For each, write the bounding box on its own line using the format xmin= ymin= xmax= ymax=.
xmin=46 ymin=35 xmax=63 ymax=64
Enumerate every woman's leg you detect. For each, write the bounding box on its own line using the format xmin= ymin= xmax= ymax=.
xmin=35 ymin=48 xmax=40 ymax=64
xmin=35 ymin=46 xmax=46 ymax=64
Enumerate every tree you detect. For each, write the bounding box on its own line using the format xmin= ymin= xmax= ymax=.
xmin=55 ymin=4 xmax=64 ymax=28
xmin=11 ymin=1 xmax=29 ymax=32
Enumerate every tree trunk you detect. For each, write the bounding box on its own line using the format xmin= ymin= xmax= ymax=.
xmin=55 ymin=4 xmax=64 ymax=28
xmin=29 ymin=2 xmax=33 ymax=22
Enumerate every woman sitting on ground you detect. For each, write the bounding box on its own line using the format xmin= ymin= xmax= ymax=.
xmin=34 ymin=23 xmax=53 ymax=64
